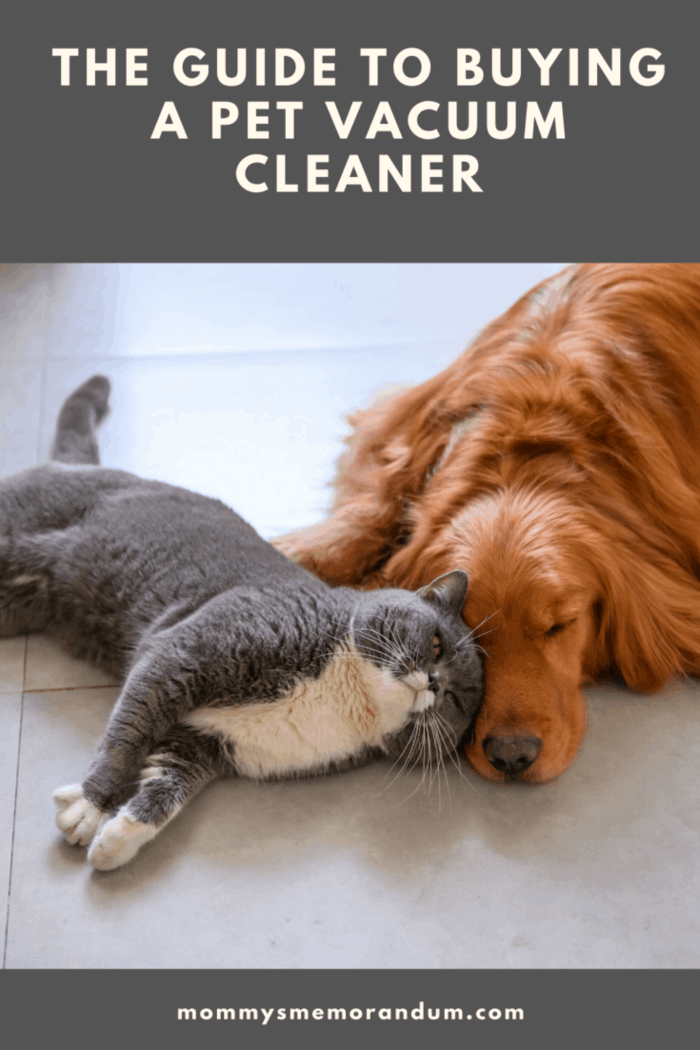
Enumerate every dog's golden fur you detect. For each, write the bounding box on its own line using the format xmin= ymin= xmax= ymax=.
xmin=275 ymin=264 xmax=700 ymax=782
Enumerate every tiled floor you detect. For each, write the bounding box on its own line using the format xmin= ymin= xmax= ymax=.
xmin=2 ymin=263 xmax=699 ymax=969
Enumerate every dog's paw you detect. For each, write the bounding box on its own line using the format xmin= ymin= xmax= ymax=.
xmin=270 ymin=531 xmax=308 ymax=564
xmin=87 ymin=811 xmax=156 ymax=871
xmin=271 ymin=526 xmax=346 ymax=579
xmin=53 ymin=784 xmax=109 ymax=847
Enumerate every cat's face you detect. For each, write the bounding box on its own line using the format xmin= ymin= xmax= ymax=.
xmin=350 ymin=571 xmax=482 ymax=764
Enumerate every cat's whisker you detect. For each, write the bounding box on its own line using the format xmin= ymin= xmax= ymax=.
xmin=433 ymin=736 xmax=448 ymax=814
xmin=315 ymin=625 xmax=393 ymax=658
xmin=428 ymin=720 xmax=447 ymax=811
xmin=430 ymin=708 xmax=461 ymax=767
xmin=356 ymin=625 xmax=405 ymax=659
xmin=414 ymin=718 xmax=433 ymax=798
xmin=430 ymin=711 xmax=479 ymax=795
xmin=422 ymin=716 xmax=440 ymax=807
xmin=384 ymin=619 xmax=402 ymax=650
xmin=427 ymin=714 xmax=455 ymax=812
xmin=402 ymin=727 xmax=425 ymax=781
xmin=395 ymin=731 xmax=432 ymax=805
xmin=353 ymin=623 xmax=407 ymax=653
xmin=415 ymin=706 xmax=467 ymax=804
xmin=344 ymin=627 xmax=402 ymax=660
xmin=379 ymin=720 xmax=425 ymax=793
xmin=380 ymin=740 xmax=414 ymax=788
xmin=471 ymin=609 xmax=501 ymax=635
xmin=420 ymin=717 xmax=439 ymax=800
xmin=317 ymin=641 xmax=399 ymax=667
xmin=384 ymin=695 xmax=445 ymax=794
xmin=380 ymin=751 xmax=418 ymax=798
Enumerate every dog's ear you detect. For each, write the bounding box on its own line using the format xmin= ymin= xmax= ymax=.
xmin=598 ymin=544 xmax=700 ymax=692
xmin=417 ymin=570 xmax=469 ymax=615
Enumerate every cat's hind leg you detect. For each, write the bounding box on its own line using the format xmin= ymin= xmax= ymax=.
xmin=86 ymin=726 xmax=227 ymax=871
xmin=0 ymin=569 xmax=52 ymax=637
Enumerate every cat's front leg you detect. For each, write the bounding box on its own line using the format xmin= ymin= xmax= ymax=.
xmin=53 ymin=784 xmax=110 ymax=846
xmin=54 ymin=648 xmax=195 ymax=852
xmin=87 ymin=726 xmax=224 ymax=871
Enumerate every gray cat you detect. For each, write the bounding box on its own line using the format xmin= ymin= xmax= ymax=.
xmin=0 ymin=377 xmax=482 ymax=871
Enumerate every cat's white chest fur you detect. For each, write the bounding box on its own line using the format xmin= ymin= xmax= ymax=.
xmin=184 ymin=641 xmax=434 ymax=779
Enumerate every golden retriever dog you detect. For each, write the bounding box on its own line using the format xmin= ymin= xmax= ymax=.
xmin=275 ymin=264 xmax=700 ymax=783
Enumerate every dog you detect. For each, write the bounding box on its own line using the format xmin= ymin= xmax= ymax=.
xmin=274 ymin=264 xmax=700 ymax=783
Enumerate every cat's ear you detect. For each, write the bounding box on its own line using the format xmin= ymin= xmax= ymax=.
xmin=417 ymin=570 xmax=468 ymax=616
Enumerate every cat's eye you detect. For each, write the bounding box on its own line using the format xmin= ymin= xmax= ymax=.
xmin=432 ymin=634 xmax=442 ymax=658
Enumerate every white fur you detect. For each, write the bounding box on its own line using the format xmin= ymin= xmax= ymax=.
xmin=88 ymin=810 xmax=158 ymax=871
xmin=139 ymin=764 xmax=165 ymax=782
xmin=54 ymin=784 xmax=109 ymax=846
xmin=185 ymin=641 xmax=433 ymax=780
xmin=412 ymin=687 xmax=436 ymax=713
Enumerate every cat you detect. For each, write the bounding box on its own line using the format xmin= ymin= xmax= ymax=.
xmin=0 ymin=376 xmax=482 ymax=871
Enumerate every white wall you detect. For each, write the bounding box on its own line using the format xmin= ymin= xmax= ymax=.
xmin=2 ymin=262 xmax=567 ymax=361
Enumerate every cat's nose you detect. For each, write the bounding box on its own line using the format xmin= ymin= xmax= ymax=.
xmin=428 ymin=672 xmax=439 ymax=692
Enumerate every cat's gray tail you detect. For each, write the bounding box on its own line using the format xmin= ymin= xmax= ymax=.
xmin=49 ymin=375 xmax=111 ymax=465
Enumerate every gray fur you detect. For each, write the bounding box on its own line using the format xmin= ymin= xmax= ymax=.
xmin=1 ymin=377 xmax=482 ymax=867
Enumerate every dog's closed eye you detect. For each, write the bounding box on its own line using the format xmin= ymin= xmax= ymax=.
xmin=544 ymin=620 xmax=572 ymax=638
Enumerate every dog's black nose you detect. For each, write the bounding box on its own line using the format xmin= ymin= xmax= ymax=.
xmin=483 ymin=734 xmax=541 ymax=776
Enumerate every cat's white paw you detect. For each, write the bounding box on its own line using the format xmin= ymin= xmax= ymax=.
xmin=53 ymin=784 xmax=109 ymax=847
xmin=87 ymin=811 xmax=156 ymax=871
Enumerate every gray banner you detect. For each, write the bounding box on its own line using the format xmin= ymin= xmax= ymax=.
xmin=1 ymin=0 xmax=695 ymax=260
xmin=2 ymin=969 xmax=695 ymax=1048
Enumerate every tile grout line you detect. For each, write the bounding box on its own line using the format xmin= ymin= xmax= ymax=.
xmin=3 ymin=637 xmax=27 ymax=969
xmin=22 ymin=683 xmax=118 ymax=693
xmin=2 ymin=304 xmax=49 ymax=966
